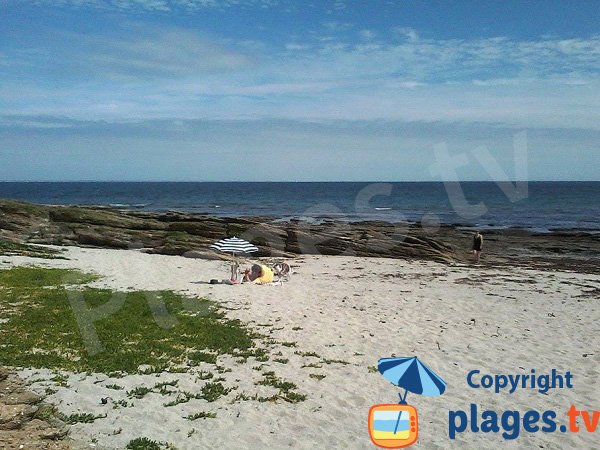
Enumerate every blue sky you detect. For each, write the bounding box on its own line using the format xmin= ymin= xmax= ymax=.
xmin=1 ymin=0 xmax=599 ymax=181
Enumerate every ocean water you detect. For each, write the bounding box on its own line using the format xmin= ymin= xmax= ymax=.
xmin=1 ymin=182 xmax=599 ymax=231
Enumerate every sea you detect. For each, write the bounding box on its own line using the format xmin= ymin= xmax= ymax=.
xmin=1 ymin=182 xmax=599 ymax=232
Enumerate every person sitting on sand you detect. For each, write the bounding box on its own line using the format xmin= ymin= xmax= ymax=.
xmin=243 ymin=264 xmax=274 ymax=284
xmin=472 ymin=230 xmax=483 ymax=263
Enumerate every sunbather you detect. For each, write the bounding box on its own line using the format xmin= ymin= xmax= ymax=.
xmin=243 ymin=264 xmax=274 ymax=284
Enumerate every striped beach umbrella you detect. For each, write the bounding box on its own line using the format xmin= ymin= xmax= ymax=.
xmin=210 ymin=237 xmax=258 ymax=282
xmin=209 ymin=237 xmax=258 ymax=255
xmin=378 ymin=356 xmax=446 ymax=403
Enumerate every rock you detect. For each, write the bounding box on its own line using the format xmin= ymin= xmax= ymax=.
xmin=182 ymin=250 xmax=220 ymax=259
xmin=39 ymin=425 xmax=68 ymax=441
xmin=0 ymin=367 xmax=10 ymax=381
xmin=0 ymin=404 xmax=39 ymax=429
xmin=2 ymin=199 xmax=600 ymax=274
xmin=75 ymin=232 xmax=129 ymax=249
xmin=0 ymin=368 xmax=70 ymax=448
xmin=3 ymin=390 xmax=42 ymax=405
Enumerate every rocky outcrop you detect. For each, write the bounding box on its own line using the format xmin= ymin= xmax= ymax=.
xmin=0 ymin=368 xmax=70 ymax=449
xmin=0 ymin=200 xmax=458 ymax=263
xmin=1 ymin=199 xmax=599 ymax=273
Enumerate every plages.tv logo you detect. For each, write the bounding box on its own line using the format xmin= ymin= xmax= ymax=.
xmin=369 ymin=356 xmax=447 ymax=448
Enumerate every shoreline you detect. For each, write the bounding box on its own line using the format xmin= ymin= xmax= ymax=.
xmin=1 ymin=199 xmax=599 ymax=275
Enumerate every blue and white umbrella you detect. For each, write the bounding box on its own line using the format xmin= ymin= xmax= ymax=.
xmin=378 ymin=356 xmax=446 ymax=403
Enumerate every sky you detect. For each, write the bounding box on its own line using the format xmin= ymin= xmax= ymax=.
xmin=1 ymin=0 xmax=599 ymax=181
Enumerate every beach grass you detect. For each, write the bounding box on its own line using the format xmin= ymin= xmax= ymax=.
xmin=126 ymin=437 xmax=173 ymax=450
xmin=0 ymin=266 xmax=261 ymax=374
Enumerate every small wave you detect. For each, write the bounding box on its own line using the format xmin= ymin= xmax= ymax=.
xmin=374 ymin=207 xmax=392 ymax=211
xmin=109 ymin=203 xmax=150 ymax=209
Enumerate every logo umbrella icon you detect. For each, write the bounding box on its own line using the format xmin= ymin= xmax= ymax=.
xmin=369 ymin=357 xmax=446 ymax=449
xmin=378 ymin=356 xmax=447 ymax=403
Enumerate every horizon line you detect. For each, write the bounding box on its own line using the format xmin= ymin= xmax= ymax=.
xmin=0 ymin=180 xmax=598 ymax=183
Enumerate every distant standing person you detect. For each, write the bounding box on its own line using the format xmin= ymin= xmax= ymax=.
xmin=472 ymin=230 xmax=483 ymax=263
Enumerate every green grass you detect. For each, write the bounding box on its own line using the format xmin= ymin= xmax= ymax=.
xmin=301 ymin=363 xmax=322 ymax=369
xmin=185 ymin=411 xmax=217 ymax=420
xmin=200 ymin=381 xmax=231 ymax=402
xmin=0 ymin=266 xmax=96 ymax=287
xmin=34 ymin=404 xmax=60 ymax=422
xmin=127 ymin=386 xmax=153 ymax=399
xmin=255 ymin=371 xmax=306 ymax=403
xmin=58 ymin=412 xmax=107 ymax=424
xmin=188 ymin=351 xmax=217 ymax=364
xmin=0 ymin=266 xmax=261 ymax=374
xmin=294 ymin=351 xmax=320 ymax=358
xmin=0 ymin=240 xmax=67 ymax=259
xmin=162 ymin=382 xmax=231 ymax=407
xmin=126 ymin=438 xmax=163 ymax=450
xmin=322 ymin=358 xmax=350 ymax=365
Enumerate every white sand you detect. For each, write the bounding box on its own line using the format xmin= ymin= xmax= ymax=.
xmin=1 ymin=247 xmax=599 ymax=449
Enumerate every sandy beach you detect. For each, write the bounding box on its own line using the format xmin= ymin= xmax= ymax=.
xmin=1 ymin=246 xmax=598 ymax=449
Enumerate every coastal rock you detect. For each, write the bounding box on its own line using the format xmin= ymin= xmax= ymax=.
xmin=2 ymin=199 xmax=600 ymax=274
xmin=0 ymin=368 xmax=71 ymax=449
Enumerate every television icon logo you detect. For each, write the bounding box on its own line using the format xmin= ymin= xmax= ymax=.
xmin=368 ymin=404 xmax=418 ymax=448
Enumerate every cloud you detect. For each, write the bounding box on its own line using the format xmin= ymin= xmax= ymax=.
xmin=322 ymin=21 xmax=353 ymax=32
xmin=2 ymin=15 xmax=600 ymax=130
xmin=3 ymin=25 xmax=254 ymax=81
xmin=358 ymin=29 xmax=375 ymax=40
xmin=33 ymin=0 xmax=283 ymax=11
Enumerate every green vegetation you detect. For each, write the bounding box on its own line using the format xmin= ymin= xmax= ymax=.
xmin=165 ymin=231 xmax=191 ymax=242
xmin=0 ymin=266 xmax=96 ymax=288
xmin=233 ymin=393 xmax=279 ymax=403
xmin=294 ymin=351 xmax=320 ymax=358
xmin=0 ymin=200 xmax=47 ymax=217
xmin=322 ymin=358 xmax=350 ymax=365
xmin=256 ymin=371 xmax=306 ymax=403
xmin=200 ymin=381 xmax=231 ymax=402
xmin=34 ymin=404 xmax=60 ymax=422
xmin=58 ymin=412 xmax=107 ymax=424
xmin=301 ymin=363 xmax=322 ymax=369
xmin=126 ymin=437 xmax=163 ymax=450
xmin=162 ymin=382 xmax=231 ymax=406
xmin=188 ymin=351 xmax=217 ymax=364
xmin=0 ymin=240 xmax=66 ymax=259
xmin=185 ymin=411 xmax=217 ymax=420
xmin=127 ymin=386 xmax=153 ymax=399
xmin=309 ymin=374 xmax=326 ymax=380
xmin=0 ymin=266 xmax=261 ymax=374
xmin=197 ymin=371 xmax=213 ymax=380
